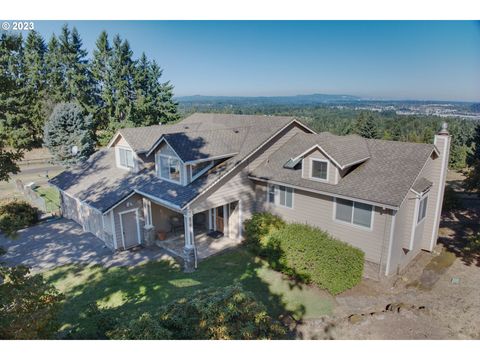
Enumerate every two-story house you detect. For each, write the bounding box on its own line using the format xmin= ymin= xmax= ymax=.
xmin=50 ymin=113 xmax=450 ymax=276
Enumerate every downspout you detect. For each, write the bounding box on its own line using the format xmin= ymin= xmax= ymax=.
xmin=385 ymin=210 xmax=397 ymax=276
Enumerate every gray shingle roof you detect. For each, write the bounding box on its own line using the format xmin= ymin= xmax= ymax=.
xmin=412 ymin=177 xmax=433 ymax=194
xmin=250 ymin=133 xmax=436 ymax=208
xmin=294 ymin=133 xmax=370 ymax=169
xmin=51 ymin=113 xmax=298 ymax=212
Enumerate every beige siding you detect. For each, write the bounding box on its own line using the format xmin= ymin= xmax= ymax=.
xmin=112 ymin=135 xmax=130 ymax=147
xmin=302 ymin=148 xmax=339 ymax=184
xmin=151 ymin=202 xmax=179 ymax=233
xmin=155 ymin=141 xmax=186 ymax=184
xmin=112 ymin=194 xmax=145 ymax=249
xmin=255 ymin=183 xmax=392 ymax=264
xmin=190 ymin=123 xmax=308 ymax=220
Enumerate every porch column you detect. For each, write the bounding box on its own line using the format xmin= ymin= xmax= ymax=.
xmin=183 ymin=208 xmax=196 ymax=272
xmin=142 ymin=198 xmax=155 ymax=247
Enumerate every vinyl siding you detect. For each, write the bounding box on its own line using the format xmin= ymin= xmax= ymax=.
xmin=255 ymin=183 xmax=393 ymax=264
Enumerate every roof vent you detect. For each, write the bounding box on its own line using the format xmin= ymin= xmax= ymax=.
xmin=233 ymin=129 xmax=239 ymax=134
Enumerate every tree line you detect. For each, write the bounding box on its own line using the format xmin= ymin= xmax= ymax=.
xmin=180 ymin=104 xmax=479 ymax=171
xmin=0 ymin=25 xmax=179 ymax=179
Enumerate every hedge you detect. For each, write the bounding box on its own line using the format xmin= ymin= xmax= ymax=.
xmin=244 ymin=212 xmax=285 ymax=255
xmin=0 ymin=200 xmax=39 ymax=238
xmin=268 ymin=223 xmax=364 ymax=295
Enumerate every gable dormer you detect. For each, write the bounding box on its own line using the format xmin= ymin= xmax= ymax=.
xmin=111 ymin=134 xmax=139 ymax=173
xmin=301 ymin=148 xmax=340 ymax=184
xmin=155 ymin=140 xmax=186 ymax=185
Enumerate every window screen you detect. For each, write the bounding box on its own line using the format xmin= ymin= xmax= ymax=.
xmin=119 ymin=148 xmax=134 ymax=168
xmin=335 ymin=198 xmax=353 ymax=223
xmin=311 ymin=159 xmax=328 ymax=180
xmin=353 ymin=202 xmax=373 ymax=228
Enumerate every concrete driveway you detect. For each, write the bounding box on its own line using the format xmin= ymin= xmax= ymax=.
xmin=0 ymin=218 xmax=171 ymax=272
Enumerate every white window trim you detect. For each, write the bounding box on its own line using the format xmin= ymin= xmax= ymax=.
xmin=310 ymin=157 xmax=329 ymax=182
xmin=333 ymin=197 xmax=374 ymax=231
xmin=417 ymin=194 xmax=428 ymax=225
xmin=191 ymin=161 xmax=214 ymax=182
xmin=267 ymin=184 xmax=294 ymax=209
xmin=157 ymin=153 xmax=182 ymax=185
xmin=116 ymin=146 xmax=136 ymax=171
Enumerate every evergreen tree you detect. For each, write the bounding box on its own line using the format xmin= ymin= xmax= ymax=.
xmin=23 ymin=31 xmax=47 ymax=145
xmin=43 ymin=102 xmax=95 ymax=166
xmin=465 ymin=123 xmax=480 ymax=195
xmin=91 ymin=31 xmax=114 ymax=130
xmin=45 ymin=34 xmax=65 ymax=105
xmin=355 ymin=112 xmax=380 ymax=139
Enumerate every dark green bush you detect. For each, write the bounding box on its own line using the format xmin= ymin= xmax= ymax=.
xmin=0 ymin=265 xmax=64 ymax=339
xmin=107 ymin=284 xmax=286 ymax=340
xmin=267 ymin=223 xmax=364 ymax=295
xmin=0 ymin=200 xmax=38 ymax=237
xmin=244 ymin=212 xmax=285 ymax=254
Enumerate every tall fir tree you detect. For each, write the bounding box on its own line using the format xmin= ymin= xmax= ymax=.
xmin=58 ymin=25 xmax=93 ymax=111
xmin=23 ymin=31 xmax=48 ymax=145
xmin=464 ymin=123 xmax=480 ymax=195
xmin=355 ymin=112 xmax=380 ymax=139
xmin=91 ymin=31 xmax=114 ymax=130
xmin=45 ymin=34 xmax=65 ymax=105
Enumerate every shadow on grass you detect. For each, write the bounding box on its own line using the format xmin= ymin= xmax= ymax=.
xmin=44 ymin=248 xmax=316 ymax=339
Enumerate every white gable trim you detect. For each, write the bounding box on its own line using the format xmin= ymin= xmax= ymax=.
xmin=106 ymin=132 xmax=135 ymax=152
xmin=293 ymin=144 xmax=368 ymax=171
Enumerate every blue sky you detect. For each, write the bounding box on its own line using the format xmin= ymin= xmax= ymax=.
xmin=29 ymin=21 xmax=480 ymax=101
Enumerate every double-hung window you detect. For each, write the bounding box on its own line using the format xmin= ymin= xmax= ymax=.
xmin=268 ymin=184 xmax=293 ymax=208
xmin=310 ymin=159 xmax=328 ymax=181
xmin=159 ymin=155 xmax=181 ymax=183
xmin=417 ymin=196 xmax=428 ymax=224
xmin=118 ymin=147 xmax=134 ymax=169
xmin=335 ymin=198 xmax=373 ymax=229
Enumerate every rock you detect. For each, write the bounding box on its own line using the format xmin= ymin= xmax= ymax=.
xmin=348 ymin=314 xmax=364 ymax=324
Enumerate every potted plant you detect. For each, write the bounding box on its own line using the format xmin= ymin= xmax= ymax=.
xmin=157 ymin=230 xmax=167 ymax=241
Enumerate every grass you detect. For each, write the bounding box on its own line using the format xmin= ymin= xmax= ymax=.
xmin=34 ymin=186 xmax=60 ymax=213
xmin=43 ymin=249 xmax=334 ymax=334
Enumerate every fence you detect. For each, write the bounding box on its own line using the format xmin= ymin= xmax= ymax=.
xmin=15 ymin=179 xmax=47 ymax=213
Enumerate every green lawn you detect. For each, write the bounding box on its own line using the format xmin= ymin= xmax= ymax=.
xmin=44 ymin=249 xmax=334 ymax=335
xmin=34 ymin=186 xmax=60 ymax=212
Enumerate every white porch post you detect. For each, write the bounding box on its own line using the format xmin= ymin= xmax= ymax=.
xmin=183 ymin=208 xmax=196 ymax=272
xmin=142 ymin=198 xmax=155 ymax=246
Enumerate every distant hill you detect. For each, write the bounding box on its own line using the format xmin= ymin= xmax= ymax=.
xmin=176 ymin=93 xmax=361 ymax=106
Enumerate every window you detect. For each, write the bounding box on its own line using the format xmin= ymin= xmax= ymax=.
xmin=118 ymin=147 xmax=134 ymax=169
xmin=417 ymin=196 xmax=428 ymax=223
xmin=311 ymin=159 xmax=328 ymax=181
xmin=267 ymin=185 xmax=293 ymax=208
xmin=335 ymin=198 xmax=373 ymax=229
xmin=159 ymin=155 xmax=181 ymax=183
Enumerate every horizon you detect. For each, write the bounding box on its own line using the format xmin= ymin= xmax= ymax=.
xmin=21 ymin=21 xmax=480 ymax=102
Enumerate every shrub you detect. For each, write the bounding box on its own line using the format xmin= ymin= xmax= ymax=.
xmin=107 ymin=284 xmax=286 ymax=340
xmin=0 ymin=199 xmax=38 ymax=237
xmin=0 ymin=265 xmax=64 ymax=339
xmin=267 ymin=223 xmax=364 ymax=295
xmin=244 ymin=212 xmax=285 ymax=254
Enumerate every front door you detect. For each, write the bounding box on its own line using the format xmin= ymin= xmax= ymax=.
xmin=215 ymin=205 xmax=224 ymax=234
xmin=121 ymin=210 xmax=139 ymax=249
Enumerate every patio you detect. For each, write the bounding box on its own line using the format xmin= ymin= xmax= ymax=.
xmin=156 ymin=231 xmax=242 ymax=261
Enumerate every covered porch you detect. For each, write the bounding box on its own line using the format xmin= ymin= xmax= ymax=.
xmin=141 ymin=197 xmax=243 ymax=270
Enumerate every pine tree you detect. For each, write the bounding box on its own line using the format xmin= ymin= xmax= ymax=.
xmin=43 ymin=102 xmax=95 ymax=166
xmin=45 ymin=34 xmax=65 ymax=105
xmin=91 ymin=31 xmax=114 ymax=130
xmin=110 ymin=35 xmax=136 ymax=125
xmin=465 ymin=123 xmax=480 ymax=195
xmin=355 ymin=112 xmax=380 ymax=139
xmin=23 ymin=31 xmax=47 ymax=145
xmin=58 ymin=25 xmax=93 ymax=111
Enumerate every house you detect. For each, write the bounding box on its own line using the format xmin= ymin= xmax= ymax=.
xmin=49 ymin=113 xmax=451 ymax=276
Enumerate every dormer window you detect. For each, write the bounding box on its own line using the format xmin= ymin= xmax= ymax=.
xmin=159 ymin=155 xmax=181 ymax=183
xmin=310 ymin=158 xmax=328 ymax=181
xmin=118 ymin=147 xmax=134 ymax=169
